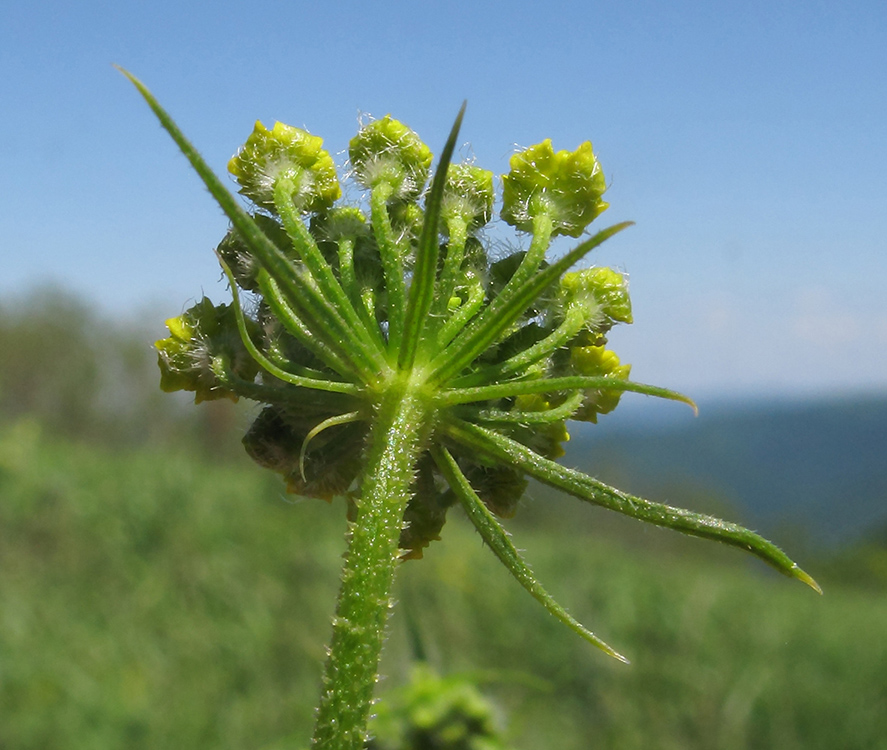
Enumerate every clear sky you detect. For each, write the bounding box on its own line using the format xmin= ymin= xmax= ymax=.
xmin=2 ymin=0 xmax=885 ymax=401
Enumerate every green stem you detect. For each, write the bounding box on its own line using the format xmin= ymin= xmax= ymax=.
xmin=369 ymin=185 xmax=405 ymax=352
xmin=433 ymin=215 xmax=468 ymax=317
xmin=311 ymin=380 xmax=431 ymax=749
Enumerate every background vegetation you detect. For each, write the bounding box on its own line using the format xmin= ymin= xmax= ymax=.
xmin=1 ymin=288 xmax=885 ymax=749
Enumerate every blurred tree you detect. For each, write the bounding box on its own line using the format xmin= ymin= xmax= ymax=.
xmin=0 ymin=286 xmax=101 ymax=438
xmin=0 ymin=285 xmax=246 ymax=454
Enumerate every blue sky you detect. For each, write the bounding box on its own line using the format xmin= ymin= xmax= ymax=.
xmin=2 ymin=0 xmax=885 ymax=401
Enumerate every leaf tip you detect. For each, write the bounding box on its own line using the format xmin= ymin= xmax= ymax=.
xmin=791 ymin=564 xmax=823 ymax=595
xmin=581 ymin=629 xmax=630 ymax=665
xmin=681 ymin=394 xmax=699 ymax=416
xmin=611 ymin=649 xmax=631 ymax=666
xmin=113 ymin=64 xmax=135 ymax=83
xmin=114 ymin=65 xmax=151 ymax=100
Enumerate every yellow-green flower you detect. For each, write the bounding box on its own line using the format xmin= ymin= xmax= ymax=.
xmin=228 ymin=120 xmax=340 ymax=213
xmin=349 ymin=115 xmax=433 ymax=200
xmin=502 ymin=139 xmax=608 ymax=237
xmin=442 ymin=163 xmax=495 ymax=230
xmin=155 ymin=298 xmax=258 ymax=403
xmin=570 ymin=345 xmax=632 ymax=422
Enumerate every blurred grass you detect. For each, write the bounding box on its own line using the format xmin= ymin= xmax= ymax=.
xmin=1 ymin=418 xmax=885 ymax=749
xmin=0 ymin=419 xmax=343 ymax=749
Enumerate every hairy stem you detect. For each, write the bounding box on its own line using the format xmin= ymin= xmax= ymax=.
xmin=311 ymin=381 xmax=431 ymax=749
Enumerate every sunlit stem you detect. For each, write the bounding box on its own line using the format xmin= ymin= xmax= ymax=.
xmin=435 ymin=280 xmax=485 ymax=350
xmin=337 ymin=237 xmax=357 ymax=301
xmin=273 ymin=178 xmax=385 ymax=372
xmin=257 ymin=272 xmax=361 ymax=380
xmin=220 ymin=260 xmax=360 ymax=394
xmin=369 ymin=184 xmax=405 ymax=352
xmin=506 ymin=210 xmax=553 ymax=292
xmin=311 ymin=383 xmax=432 ymax=749
xmin=360 ymin=286 xmax=377 ymax=324
xmin=335 ymin=237 xmax=386 ymax=351
xmin=433 ymin=215 xmax=469 ymax=317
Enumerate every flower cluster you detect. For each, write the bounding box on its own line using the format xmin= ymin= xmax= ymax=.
xmin=156 ymin=114 xmax=638 ymax=554
xmin=124 ymin=69 xmax=819 ymax=747
xmin=146 ymin=95 xmax=818 ymax=662
xmin=501 ymin=139 xmax=608 ymax=237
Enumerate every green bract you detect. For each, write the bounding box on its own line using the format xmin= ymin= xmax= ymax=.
xmin=122 ymin=68 xmax=819 ymax=750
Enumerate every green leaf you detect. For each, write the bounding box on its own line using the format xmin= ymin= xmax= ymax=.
xmin=399 ymin=103 xmax=466 ymax=371
xmin=442 ymin=419 xmax=822 ymax=593
xmin=442 ymin=375 xmax=697 ymax=411
xmin=431 ymin=445 xmax=629 ymax=663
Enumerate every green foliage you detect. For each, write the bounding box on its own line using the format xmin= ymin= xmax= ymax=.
xmin=0 ymin=422 xmax=339 ymax=749
xmin=0 ymin=429 xmax=883 ymax=749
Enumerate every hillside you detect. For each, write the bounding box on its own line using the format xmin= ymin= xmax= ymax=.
xmin=1 ymin=422 xmax=885 ymax=749
xmin=561 ymin=395 xmax=887 ymax=547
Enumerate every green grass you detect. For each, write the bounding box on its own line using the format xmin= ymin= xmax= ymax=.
xmin=1 ymin=419 xmax=885 ymax=749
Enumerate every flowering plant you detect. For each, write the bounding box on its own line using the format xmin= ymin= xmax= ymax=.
xmin=120 ymin=68 xmax=819 ymax=749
